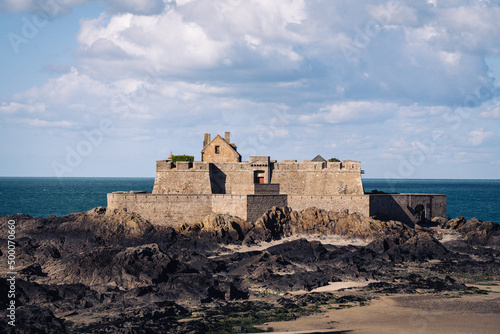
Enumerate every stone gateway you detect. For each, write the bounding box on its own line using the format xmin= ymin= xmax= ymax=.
xmin=107 ymin=132 xmax=446 ymax=227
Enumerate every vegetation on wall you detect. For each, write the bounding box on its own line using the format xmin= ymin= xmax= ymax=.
xmin=328 ymin=158 xmax=341 ymax=162
xmin=171 ymin=155 xmax=195 ymax=163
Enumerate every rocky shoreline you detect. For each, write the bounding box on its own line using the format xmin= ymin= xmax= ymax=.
xmin=1 ymin=207 xmax=499 ymax=333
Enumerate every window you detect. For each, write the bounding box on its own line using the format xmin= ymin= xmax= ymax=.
xmin=215 ymin=145 xmax=220 ymax=154
xmin=254 ymin=170 xmax=265 ymax=183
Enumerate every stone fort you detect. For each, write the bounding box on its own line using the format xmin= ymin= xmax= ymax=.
xmin=107 ymin=132 xmax=446 ymax=227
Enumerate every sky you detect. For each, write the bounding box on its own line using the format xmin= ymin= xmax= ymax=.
xmin=1 ymin=0 xmax=500 ymax=179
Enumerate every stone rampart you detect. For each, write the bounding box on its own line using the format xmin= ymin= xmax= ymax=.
xmin=108 ymin=191 xmax=446 ymax=227
xmin=107 ymin=192 xmax=213 ymax=227
xmin=287 ymin=195 xmax=370 ymax=216
xmin=211 ymin=194 xmax=248 ymax=219
xmin=108 ymin=192 xmax=284 ymax=225
xmin=152 ymin=169 xmax=211 ymax=194
xmin=272 ymin=170 xmax=363 ymax=195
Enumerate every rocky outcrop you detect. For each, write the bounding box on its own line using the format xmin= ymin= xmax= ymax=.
xmin=0 ymin=207 xmax=498 ymax=333
xmin=174 ymin=206 xmax=418 ymax=246
xmin=367 ymin=232 xmax=449 ymax=262
xmin=180 ymin=213 xmax=254 ymax=243
xmin=251 ymin=206 xmax=415 ymax=241
xmin=434 ymin=216 xmax=500 ymax=246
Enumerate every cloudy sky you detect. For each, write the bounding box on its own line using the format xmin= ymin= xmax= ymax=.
xmin=1 ymin=0 xmax=499 ymax=178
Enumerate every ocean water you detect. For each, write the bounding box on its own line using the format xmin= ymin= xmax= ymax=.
xmin=0 ymin=177 xmax=499 ymax=223
xmin=0 ymin=177 xmax=155 ymax=218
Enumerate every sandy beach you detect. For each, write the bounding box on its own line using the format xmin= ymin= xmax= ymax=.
xmin=256 ymin=283 xmax=500 ymax=334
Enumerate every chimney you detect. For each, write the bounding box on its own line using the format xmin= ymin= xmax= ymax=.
xmin=225 ymin=131 xmax=230 ymax=143
xmin=203 ymin=133 xmax=211 ymax=147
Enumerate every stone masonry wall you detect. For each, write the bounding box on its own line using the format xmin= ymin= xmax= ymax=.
xmin=272 ymin=170 xmax=364 ymax=195
xmin=369 ymin=194 xmax=447 ymax=224
xmin=287 ymin=195 xmax=370 ymax=216
xmin=246 ymin=195 xmax=288 ymax=223
xmin=107 ymin=193 xmax=213 ymax=227
xmin=108 ymin=192 xmax=446 ymax=227
xmin=108 ymin=192 xmax=252 ymax=226
xmin=211 ymin=195 xmax=248 ymax=219
xmin=152 ymin=160 xmax=364 ymax=196
xmin=152 ymin=170 xmax=212 ymax=194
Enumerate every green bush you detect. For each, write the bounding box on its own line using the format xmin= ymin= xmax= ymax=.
xmin=171 ymin=155 xmax=194 ymax=163
xmin=328 ymin=158 xmax=340 ymax=162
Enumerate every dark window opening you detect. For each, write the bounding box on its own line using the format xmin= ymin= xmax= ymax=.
xmin=254 ymin=170 xmax=265 ymax=184
xmin=215 ymin=145 xmax=220 ymax=154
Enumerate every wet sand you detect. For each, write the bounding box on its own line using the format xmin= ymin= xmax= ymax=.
xmin=217 ymin=234 xmax=368 ymax=256
xmin=256 ymin=283 xmax=500 ymax=334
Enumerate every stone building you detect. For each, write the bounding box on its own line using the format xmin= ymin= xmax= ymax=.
xmin=108 ymin=132 xmax=446 ymax=227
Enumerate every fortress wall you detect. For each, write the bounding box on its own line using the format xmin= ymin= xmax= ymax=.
xmin=287 ymin=195 xmax=370 ymax=216
xmin=272 ymin=170 xmax=364 ymax=195
xmin=247 ymin=195 xmax=288 ymax=222
xmin=107 ymin=192 xmax=447 ymax=227
xmin=152 ymin=171 xmax=211 ymax=194
xmin=211 ymin=195 xmax=248 ymax=220
xmin=272 ymin=170 xmax=307 ymax=194
xmin=306 ymin=172 xmax=364 ymax=195
xmin=208 ymin=168 xmax=253 ymax=194
xmin=224 ymin=170 xmax=253 ymax=194
xmin=229 ymin=183 xmax=255 ymax=195
xmin=369 ymin=194 xmax=447 ymax=224
xmin=107 ymin=193 xmax=213 ymax=228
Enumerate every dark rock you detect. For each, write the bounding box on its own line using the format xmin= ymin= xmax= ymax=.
xmin=367 ymin=232 xmax=449 ymax=262
xmin=1 ymin=207 xmax=498 ymax=333
xmin=19 ymin=263 xmax=47 ymax=277
xmin=0 ymin=305 xmax=67 ymax=334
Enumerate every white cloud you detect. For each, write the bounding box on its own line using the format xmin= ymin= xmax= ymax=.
xmin=0 ymin=0 xmax=85 ymax=13
xmin=12 ymin=67 xmax=113 ymax=108
xmin=299 ymin=101 xmax=398 ymax=124
xmin=0 ymin=0 xmax=167 ymax=15
xmin=77 ymin=10 xmax=229 ymax=76
xmin=106 ymin=0 xmax=167 ymax=15
xmin=29 ymin=0 xmax=498 ymax=107
xmin=468 ymin=128 xmax=494 ymax=146
xmin=480 ymin=102 xmax=500 ymax=118
xmin=0 ymin=102 xmax=45 ymax=114
xmin=20 ymin=118 xmax=74 ymax=128
xmin=439 ymin=51 xmax=461 ymax=66
xmin=2 ymin=0 xmax=500 ymax=177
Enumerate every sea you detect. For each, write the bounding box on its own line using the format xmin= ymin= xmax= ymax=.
xmin=0 ymin=177 xmax=499 ymax=223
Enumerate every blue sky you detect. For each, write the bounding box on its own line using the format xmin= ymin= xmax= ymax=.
xmin=1 ymin=0 xmax=500 ymax=179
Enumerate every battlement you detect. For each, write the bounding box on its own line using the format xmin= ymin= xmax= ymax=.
xmin=156 ymin=159 xmax=360 ymax=172
xmin=274 ymin=160 xmax=359 ymax=171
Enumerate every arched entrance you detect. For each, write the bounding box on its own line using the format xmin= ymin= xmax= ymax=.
xmin=414 ymin=204 xmax=425 ymax=223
